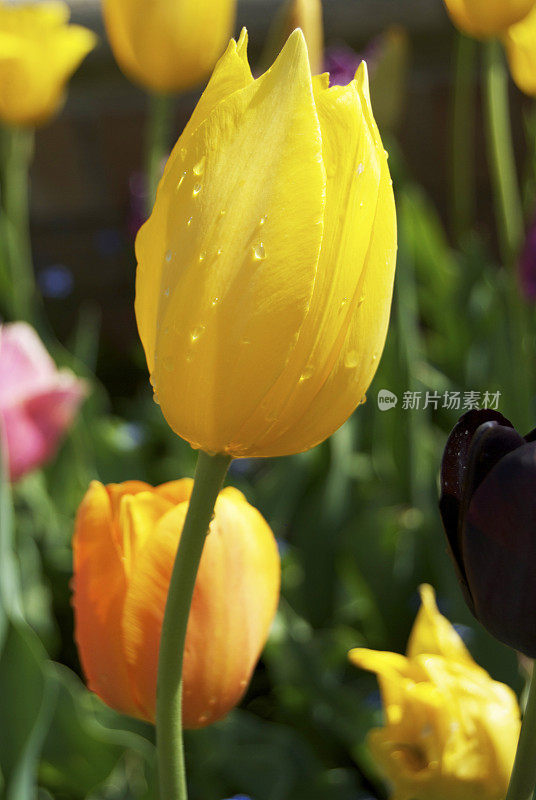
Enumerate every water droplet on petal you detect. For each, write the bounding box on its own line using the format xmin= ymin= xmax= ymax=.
xmin=163 ymin=287 xmax=170 ymax=298
xmin=180 ymin=147 xmax=187 ymax=160
xmin=242 ymin=336 xmax=251 ymax=346
xmin=299 ymin=364 xmax=314 ymax=382
xmin=220 ymin=209 xmax=226 ymax=217
xmin=193 ymin=156 xmax=205 ymax=176
xmin=345 ymin=350 xmax=359 ymax=369
xmin=175 ymin=175 xmax=184 ymax=192
xmin=199 ymin=251 xmax=206 ymax=262
xmin=211 ymin=297 xmax=220 ymax=307
xmin=259 ymin=214 xmax=267 ymax=226
xmin=359 ymin=201 xmax=364 ymax=208
xmin=165 ymin=250 xmax=173 ymax=262
xmin=193 ymin=183 xmax=202 ymax=197
xmin=340 ymin=297 xmax=349 ymax=311
xmin=216 ymin=248 xmax=222 ymax=257
xmin=253 ymin=243 xmax=266 ymax=261
xmin=357 ymin=162 xmax=364 ymax=175
xmin=190 ymin=325 xmax=206 ymax=343
xmin=357 ymin=295 xmax=365 ymax=307
xmin=187 ymin=216 xmax=193 ymax=227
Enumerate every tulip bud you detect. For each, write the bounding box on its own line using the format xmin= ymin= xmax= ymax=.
xmin=504 ymin=5 xmax=536 ymax=97
xmin=72 ymin=479 xmax=280 ymax=727
xmin=135 ymin=29 xmax=397 ymax=458
xmin=0 ymin=1 xmax=96 ymax=127
xmin=442 ymin=0 xmax=536 ymax=38
xmin=350 ymin=585 xmax=520 ymax=800
xmin=0 ymin=322 xmax=87 ymax=481
xmin=439 ymin=409 xmax=536 ymax=656
xmin=102 ymin=0 xmax=237 ymax=94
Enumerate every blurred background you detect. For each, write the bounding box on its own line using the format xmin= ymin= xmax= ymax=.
xmin=3 ymin=0 xmax=536 ymax=798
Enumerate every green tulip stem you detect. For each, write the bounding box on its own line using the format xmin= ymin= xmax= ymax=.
xmin=505 ymin=669 xmax=536 ymax=800
xmin=483 ymin=39 xmax=524 ymax=268
xmin=146 ymin=92 xmax=174 ymax=214
xmin=0 ymin=124 xmax=36 ymax=321
xmin=156 ymin=449 xmax=231 ymax=800
xmin=450 ymin=33 xmax=477 ymax=243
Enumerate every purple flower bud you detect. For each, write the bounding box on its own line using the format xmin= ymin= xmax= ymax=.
xmin=439 ymin=409 xmax=536 ymax=656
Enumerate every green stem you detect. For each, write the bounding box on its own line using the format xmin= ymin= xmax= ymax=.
xmin=450 ymin=33 xmax=477 ymax=243
xmin=505 ymin=669 xmax=536 ymax=800
xmin=483 ymin=39 xmax=524 ymax=268
xmin=0 ymin=124 xmax=36 ymax=321
xmin=146 ymin=92 xmax=174 ymax=214
xmin=156 ymin=450 xmax=231 ymax=800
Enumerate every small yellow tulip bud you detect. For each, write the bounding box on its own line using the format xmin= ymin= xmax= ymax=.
xmin=102 ymin=0 xmax=237 ymax=94
xmin=443 ymin=0 xmax=536 ymax=38
xmin=349 ymin=586 xmax=521 ymax=800
xmin=135 ymin=29 xmax=397 ymax=458
xmin=0 ymin=1 xmax=96 ymax=127
xmin=504 ymin=5 xmax=536 ymax=96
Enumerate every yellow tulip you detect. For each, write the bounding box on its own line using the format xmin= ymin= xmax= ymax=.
xmin=135 ymin=29 xmax=397 ymax=458
xmin=443 ymin=0 xmax=536 ymax=38
xmin=102 ymin=0 xmax=237 ymax=94
xmin=349 ymin=585 xmax=520 ymax=800
xmin=0 ymin=1 xmax=96 ymax=127
xmin=72 ymin=479 xmax=280 ymax=728
xmin=504 ymin=5 xmax=536 ymax=96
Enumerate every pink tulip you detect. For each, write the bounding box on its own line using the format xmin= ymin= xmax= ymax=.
xmin=0 ymin=322 xmax=87 ymax=481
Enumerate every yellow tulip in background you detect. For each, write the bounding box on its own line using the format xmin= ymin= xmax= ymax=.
xmin=102 ymin=0 xmax=237 ymax=94
xmin=136 ymin=29 xmax=397 ymax=459
xmin=349 ymin=585 xmax=520 ymax=800
xmin=72 ymin=479 xmax=280 ymax=728
xmin=504 ymin=5 xmax=536 ymax=96
xmin=443 ymin=0 xmax=536 ymax=38
xmin=0 ymin=0 xmax=96 ymax=127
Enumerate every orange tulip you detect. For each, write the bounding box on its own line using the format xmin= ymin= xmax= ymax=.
xmin=72 ymin=478 xmax=280 ymax=728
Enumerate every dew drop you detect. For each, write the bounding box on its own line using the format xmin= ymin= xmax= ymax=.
xmin=345 ymin=350 xmax=359 ymax=369
xmin=371 ymin=354 xmax=378 ymax=363
xmin=190 ymin=325 xmax=206 ymax=343
xmin=339 ymin=297 xmax=349 ymax=311
xmin=242 ymin=336 xmax=251 ymax=345
xmin=180 ymin=147 xmax=187 ymax=160
xmin=187 ymin=216 xmax=193 ymax=227
xmin=357 ymin=162 xmax=364 ymax=175
xmin=259 ymin=214 xmax=267 ymax=226
xmin=175 ymin=175 xmax=184 ymax=192
xmin=359 ymin=201 xmax=364 ymax=207
xmin=163 ymin=356 xmax=174 ymax=372
xmin=211 ymin=296 xmax=220 ymax=307
xmin=252 ymin=242 xmax=266 ymax=261
xmin=193 ymin=156 xmax=205 ymax=176
xmin=199 ymin=251 xmax=206 ymax=262
xmin=220 ymin=209 xmax=226 ymax=217
xmin=357 ymin=295 xmax=365 ymax=307
xmin=216 ymin=248 xmax=222 ymax=257
xmin=193 ymin=183 xmax=202 ymax=197
xmin=163 ymin=287 xmax=170 ymax=298
xmin=299 ymin=364 xmax=314 ymax=382
xmin=165 ymin=250 xmax=173 ymax=262
xmin=239 ymin=679 xmax=247 ymax=688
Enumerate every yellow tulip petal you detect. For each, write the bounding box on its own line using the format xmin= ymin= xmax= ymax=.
xmin=504 ymin=5 xmax=536 ymax=96
xmin=349 ymin=648 xmax=417 ymax=681
xmin=154 ymin=477 xmax=194 ymax=504
xmin=136 ymin=30 xmax=326 ymax=455
xmin=406 ymin=584 xmax=475 ymax=666
xmin=248 ymin=63 xmax=395 ymax=456
xmin=103 ymin=0 xmax=236 ymax=93
xmin=0 ymin=1 xmax=96 ymax=125
xmin=72 ymin=481 xmax=138 ymax=718
xmin=444 ymin=0 xmax=535 ymax=37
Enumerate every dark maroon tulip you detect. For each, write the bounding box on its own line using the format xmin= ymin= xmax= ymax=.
xmin=439 ymin=409 xmax=536 ymax=656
